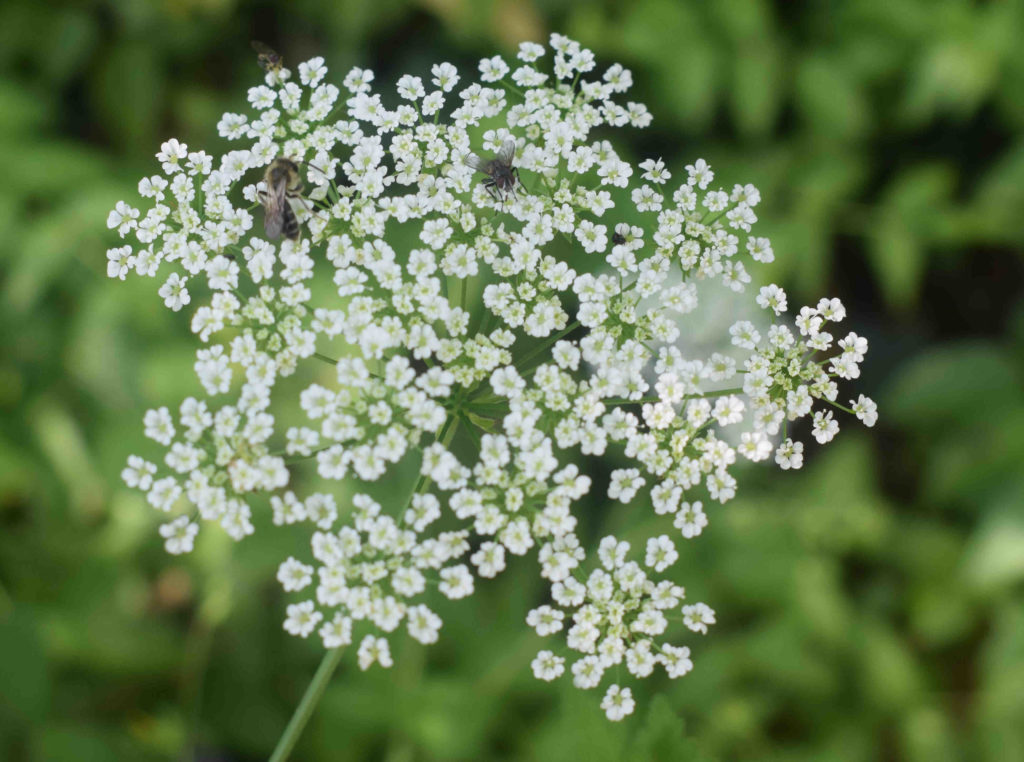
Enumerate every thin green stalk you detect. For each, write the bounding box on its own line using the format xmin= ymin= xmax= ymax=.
xmin=514 ymin=321 xmax=580 ymax=371
xmin=313 ymin=352 xmax=338 ymax=366
xmin=181 ymin=618 xmax=215 ymax=762
xmin=268 ymin=645 xmax=346 ymax=762
xmin=826 ymin=399 xmax=856 ymax=415
xmin=459 ymin=411 xmax=482 ymax=447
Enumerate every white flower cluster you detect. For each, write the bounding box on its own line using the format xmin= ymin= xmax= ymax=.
xmin=528 ymin=534 xmax=714 ymax=720
xmin=110 ymin=34 xmax=877 ymax=721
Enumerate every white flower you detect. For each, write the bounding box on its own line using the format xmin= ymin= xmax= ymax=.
xmin=673 ymin=501 xmax=707 ymax=539
xmin=121 ymin=455 xmax=156 ymax=490
xmin=106 ymin=246 xmax=134 ymax=280
xmin=284 ymin=601 xmax=322 ymax=638
xmin=812 ymin=410 xmax=840 ymax=443
xmin=527 ymin=605 xmax=565 ymax=636
xmin=478 ymin=56 xmax=509 ymax=82
xmin=660 ymin=644 xmax=693 ymax=678
xmin=156 ymin=138 xmax=188 ymax=173
xmin=756 ymin=284 xmax=788 ymax=315
xmin=299 ymin=57 xmax=327 ymax=86
xmin=356 ymin=635 xmax=393 ymax=669
xmin=600 ymin=684 xmax=635 ymax=721
xmin=159 ymin=515 xmax=198 ymax=554
xmin=107 ymin=201 xmax=139 ymax=234
xmin=319 ymin=613 xmax=352 ymax=648
xmin=471 ymin=541 xmax=506 ymax=577
xmin=575 ymin=220 xmax=608 ymax=253
xmin=738 ymin=431 xmax=772 ymax=462
xmin=682 ymin=603 xmax=716 ymax=634
xmin=644 ymin=535 xmax=678 ymax=572
xmin=277 ymin=557 xmax=314 ymax=592
xmin=685 ymin=158 xmax=713 ymax=189
xmin=143 ymin=406 xmax=175 ymax=445
xmin=851 ymin=394 xmax=878 ymax=427
xmin=531 ymin=650 xmax=565 ymax=681
xmin=397 ymin=74 xmax=425 ymax=100
xmin=517 ymin=42 xmax=545 ymax=62
xmin=608 ymin=469 xmax=644 ymax=502
xmin=430 ymin=62 xmax=459 ymax=91
xmin=147 ymin=477 xmax=181 ymax=512
xmin=158 ymin=272 xmax=190 ymax=312
xmin=439 ymin=565 xmax=474 ymax=599
xmin=407 ymin=605 xmax=442 ymax=644
xmin=774 ymin=438 xmax=804 ymax=470
xmin=343 ymin=67 xmax=374 ymax=93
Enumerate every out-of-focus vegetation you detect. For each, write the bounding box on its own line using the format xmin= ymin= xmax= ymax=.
xmin=2 ymin=0 xmax=1023 ymax=759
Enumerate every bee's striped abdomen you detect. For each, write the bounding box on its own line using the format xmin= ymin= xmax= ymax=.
xmin=282 ymin=202 xmax=300 ymax=241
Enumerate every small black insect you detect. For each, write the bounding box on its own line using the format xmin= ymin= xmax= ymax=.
xmin=251 ymin=40 xmax=283 ymax=74
xmin=464 ymin=139 xmax=519 ymax=203
xmin=612 ymin=232 xmax=627 ymax=246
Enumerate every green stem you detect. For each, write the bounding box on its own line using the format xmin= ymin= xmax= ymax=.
xmin=826 ymin=399 xmax=857 ymax=415
xmin=268 ymin=645 xmax=346 ymax=762
xmin=283 ymin=445 xmax=331 ymax=463
xmin=313 ymin=352 xmax=338 ymax=366
xmin=514 ymin=321 xmax=580 ymax=371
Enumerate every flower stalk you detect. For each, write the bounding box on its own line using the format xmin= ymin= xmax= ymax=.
xmin=268 ymin=645 xmax=345 ymax=762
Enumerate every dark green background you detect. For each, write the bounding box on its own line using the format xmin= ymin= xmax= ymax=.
xmin=2 ymin=0 xmax=1023 ymax=760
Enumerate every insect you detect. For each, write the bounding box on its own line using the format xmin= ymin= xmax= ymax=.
xmin=260 ymin=158 xmax=303 ymax=240
xmin=251 ymin=40 xmax=283 ymax=74
xmin=464 ymin=139 xmax=519 ymax=203
xmin=612 ymin=232 xmax=627 ymax=246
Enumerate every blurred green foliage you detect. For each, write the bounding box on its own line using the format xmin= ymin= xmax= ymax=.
xmin=1 ymin=0 xmax=1023 ymax=760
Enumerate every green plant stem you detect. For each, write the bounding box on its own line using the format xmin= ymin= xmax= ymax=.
xmin=513 ymin=320 xmax=580 ymax=371
xmin=268 ymin=645 xmax=346 ymax=762
xmin=313 ymin=351 xmax=338 ymax=365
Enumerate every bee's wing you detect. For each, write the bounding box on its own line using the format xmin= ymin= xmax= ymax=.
xmin=262 ymin=181 xmax=289 ymax=239
xmin=463 ymin=153 xmax=489 ymax=174
xmin=496 ymin=139 xmax=516 ymax=165
xmin=251 ymin=40 xmax=275 ymax=56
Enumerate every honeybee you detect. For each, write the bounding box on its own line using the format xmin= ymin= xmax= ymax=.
xmin=251 ymin=40 xmax=283 ymax=74
xmin=464 ymin=139 xmax=519 ymax=203
xmin=260 ymin=158 xmax=303 ymax=240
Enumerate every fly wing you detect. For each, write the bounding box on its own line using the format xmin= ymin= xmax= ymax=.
xmin=463 ymin=152 xmax=489 ymax=174
xmin=251 ymin=40 xmax=275 ymax=56
xmin=496 ymin=138 xmax=516 ymax=165
xmin=262 ymin=181 xmax=288 ymax=239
